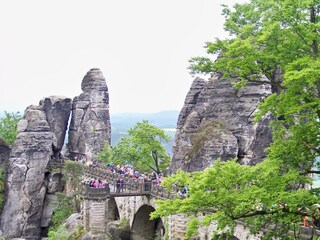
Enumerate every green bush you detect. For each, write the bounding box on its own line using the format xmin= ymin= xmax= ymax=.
xmin=0 ymin=111 xmax=21 ymax=146
xmin=69 ymin=225 xmax=86 ymax=240
xmin=47 ymin=225 xmax=69 ymax=240
xmin=50 ymin=193 xmax=75 ymax=230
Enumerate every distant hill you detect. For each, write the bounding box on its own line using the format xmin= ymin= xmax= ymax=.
xmin=110 ymin=110 xmax=179 ymax=129
xmin=110 ymin=110 xmax=179 ymax=156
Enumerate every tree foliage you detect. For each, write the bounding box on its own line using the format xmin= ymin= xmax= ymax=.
xmin=152 ymin=0 xmax=320 ymax=239
xmin=62 ymin=160 xmax=84 ymax=212
xmin=49 ymin=160 xmax=84 ymax=234
xmin=152 ymin=160 xmax=317 ymax=238
xmin=0 ymin=111 xmax=21 ymax=146
xmin=98 ymin=120 xmax=170 ymax=173
xmin=50 ymin=193 xmax=75 ymax=230
xmin=47 ymin=224 xmax=69 ymax=240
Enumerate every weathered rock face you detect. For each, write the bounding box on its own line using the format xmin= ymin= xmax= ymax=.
xmin=1 ymin=106 xmax=54 ymax=239
xmin=40 ymin=96 xmax=72 ymax=158
xmin=67 ymin=68 xmax=111 ymax=160
xmin=1 ymin=96 xmax=71 ymax=240
xmin=170 ymin=74 xmax=273 ymax=173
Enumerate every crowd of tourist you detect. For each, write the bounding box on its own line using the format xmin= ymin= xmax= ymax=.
xmin=82 ymin=161 xmax=165 ymax=193
xmin=83 ymin=178 xmax=108 ymax=189
xmin=77 ymin=157 xmax=190 ymax=198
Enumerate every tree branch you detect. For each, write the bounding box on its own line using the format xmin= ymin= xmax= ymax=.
xmin=305 ymin=170 xmax=320 ymax=174
xmin=302 ymin=141 xmax=320 ymax=154
xmin=231 ymin=206 xmax=310 ymax=220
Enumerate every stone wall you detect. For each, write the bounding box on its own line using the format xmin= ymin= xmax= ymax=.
xmin=83 ymin=196 xmax=108 ymax=233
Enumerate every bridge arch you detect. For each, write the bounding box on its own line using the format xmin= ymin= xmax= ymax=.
xmin=107 ymin=197 xmax=120 ymax=221
xmin=131 ymin=204 xmax=164 ymax=240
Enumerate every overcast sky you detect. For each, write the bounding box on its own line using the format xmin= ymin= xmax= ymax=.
xmin=0 ymin=0 xmax=246 ymax=114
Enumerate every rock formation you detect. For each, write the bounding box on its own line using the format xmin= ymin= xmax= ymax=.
xmin=1 ymin=96 xmax=71 ymax=240
xmin=170 ymin=74 xmax=273 ymax=173
xmin=0 ymin=140 xmax=10 ymax=166
xmin=67 ymin=68 xmax=111 ymax=161
xmin=40 ymin=96 xmax=72 ymax=158
xmin=0 ymin=68 xmax=111 ymax=239
xmin=1 ymin=106 xmax=54 ymax=239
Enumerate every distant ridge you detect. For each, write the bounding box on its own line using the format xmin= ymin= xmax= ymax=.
xmin=110 ymin=110 xmax=179 ymax=155
xmin=110 ymin=110 xmax=179 ymax=129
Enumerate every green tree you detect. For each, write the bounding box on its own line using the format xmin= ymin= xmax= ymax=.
xmin=49 ymin=161 xmax=84 ymax=233
xmin=152 ymin=0 xmax=320 ymax=239
xmin=152 ymin=160 xmax=317 ymax=239
xmin=62 ymin=160 xmax=84 ymax=212
xmin=98 ymin=120 xmax=170 ymax=174
xmin=97 ymin=143 xmax=113 ymax=165
xmin=0 ymin=111 xmax=21 ymax=146
xmin=50 ymin=193 xmax=75 ymax=230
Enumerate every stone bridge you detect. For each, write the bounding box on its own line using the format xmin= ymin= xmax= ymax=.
xmin=82 ymin=165 xmax=320 ymax=240
xmin=47 ymin=163 xmax=320 ymax=240
xmin=82 ymin=165 xmax=174 ymax=239
xmin=82 ymin=166 xmax=259 ymax=240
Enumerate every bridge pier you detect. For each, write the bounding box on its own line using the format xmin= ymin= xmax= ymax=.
xmin=83 ymin=195 xmax=108 ymax=233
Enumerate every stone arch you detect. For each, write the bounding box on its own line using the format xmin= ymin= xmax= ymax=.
xmin=107 ymin=197 xmax=120 ymax=221
xmin=131 ymin=205 xmax=164 ymax=240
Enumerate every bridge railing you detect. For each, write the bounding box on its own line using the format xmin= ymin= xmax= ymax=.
xmin=83 ymin=165 xmax=177 ymax=199
xmin=83 ymin=181 xmax=156 ymax=197
xmin=84 ymin=185 xmax=109 ymax=198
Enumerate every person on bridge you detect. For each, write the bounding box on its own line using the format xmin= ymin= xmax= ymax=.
xmin=120 ymin=177 xmax=125 ymax=192
xmin=105 ymin=181 xmax=110 ymax=193
xmin=116 ymin=177 xmax=121 ymax=193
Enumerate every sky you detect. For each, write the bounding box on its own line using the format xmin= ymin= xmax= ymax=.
xmin=0 ymin=0 xmax=246 ymax=114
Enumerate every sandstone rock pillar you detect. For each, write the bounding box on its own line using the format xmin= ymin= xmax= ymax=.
xmin=1 ymin=107 xmax=54 ymax=239
xmin=170 ymin=74 xmax=272 ymax=173
xmin=1 ymin=96 xmax=72 ymax=239
xmin=67 ymin=68 xmax=111 ymax=161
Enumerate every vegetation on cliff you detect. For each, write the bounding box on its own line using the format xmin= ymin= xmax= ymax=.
xmin=49 ymin=160 xmax=84 ymax=238
xmin=152 ymin=0 xmax=320 ymax=239
xmin=0 ymin=112 xmax=20 ymax=214
xmin=0 ymin=111 xmax=21 ymax=146
xmin=98 ymin=120 xmax=170 ymax=174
